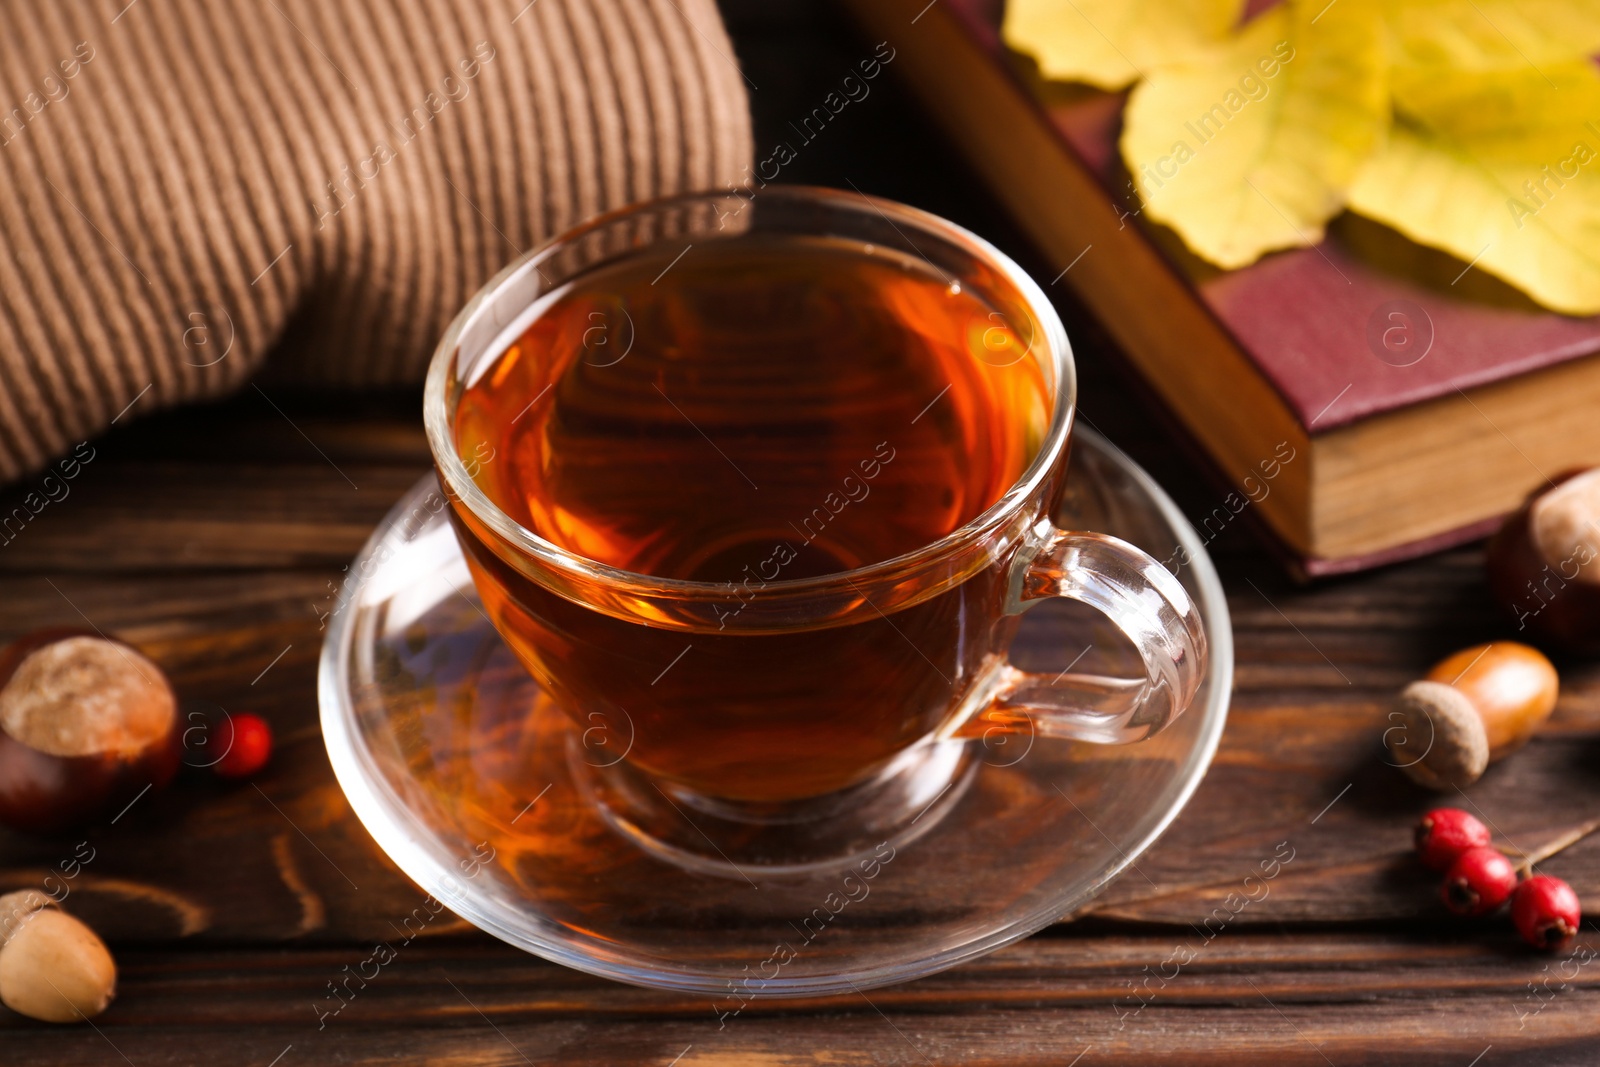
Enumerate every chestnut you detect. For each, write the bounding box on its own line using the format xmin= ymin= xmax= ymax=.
xmin=1386 ymin=641 xmax=1559 ymax=790
xmin=0 ymin=628 xmax=180 ymax=834
xmin=1486 ymin=467 xmax=1600 ymax=653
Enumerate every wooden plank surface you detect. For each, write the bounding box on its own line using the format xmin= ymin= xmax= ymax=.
xmin=5 ymin=406 xmax=1597 ymax=946
xmin=3 ymin=1 xmax=1599 ymax=1062
xmin=5 ymin=935 xmax=1600 ymax=1064
xmin=6 ymin=335 xmax=1599 ymax=1066
xmin=9 ymin=934 xmax=1600 ymax=1067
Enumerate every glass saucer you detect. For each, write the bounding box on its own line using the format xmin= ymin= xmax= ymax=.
xmin=318 ymin=426 xmax=1233 ymax=996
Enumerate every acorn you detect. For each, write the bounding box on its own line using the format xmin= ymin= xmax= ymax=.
xmin=0 ymin=628 xmax=180 ymax=834
xmin=1385 ymin=642 xmax=1558 ymax=790
xmin=1486 ymin=468 xmax=1600 ymax=653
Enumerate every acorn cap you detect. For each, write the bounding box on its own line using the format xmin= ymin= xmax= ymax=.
xmin=1387 ymin=681 xmax=1489 ymax=790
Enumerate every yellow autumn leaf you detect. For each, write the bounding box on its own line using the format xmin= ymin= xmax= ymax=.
xmin=1002 ymin=0 xmax=1245 ymax=90
xmin=1347 ymin=62 xmax=1600 ymax=315
xmin=1384 ymin=0 xmax=1600 ymax=74
xmin=1120 ymin=0 xmax=1387 ymax=269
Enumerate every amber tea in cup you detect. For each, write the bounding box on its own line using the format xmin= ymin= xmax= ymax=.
xmin=453 ymin=233 xmax=1050 ymax=799
xmin=428 ymin=188 xmax=1204 ymax=869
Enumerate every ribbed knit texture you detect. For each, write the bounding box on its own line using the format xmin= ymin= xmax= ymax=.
xmin=0 ymin=0 xmax=752 ymax=482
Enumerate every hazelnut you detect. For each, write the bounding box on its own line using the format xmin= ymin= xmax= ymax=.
xmin=0 ymin=890 xmax=52 ymax=944
xmin=1387 ymin=641 xmax=1558 ymax=790
xmin=0 ymin=629 xmax=180 ymax=834
xmin=0 ymin=890 xmax=116 ymax=1022
xmin=1486 ymin=468 xmax=1600 ymax=652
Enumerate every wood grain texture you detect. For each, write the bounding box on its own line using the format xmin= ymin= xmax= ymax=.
xmin=4 ymin=371 xmax=1598 ymax=1065
xmin=6 ymin=433 xmax=1596 ymax=944
xmin=4 ymin=936 xmax=1600 ymax=1065
xmin=4 ymin=2 xmax=1600 ymax=1061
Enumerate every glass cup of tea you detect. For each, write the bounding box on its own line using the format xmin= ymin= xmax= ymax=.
xmin=425 ymin=186 xmax=1206 ymax=873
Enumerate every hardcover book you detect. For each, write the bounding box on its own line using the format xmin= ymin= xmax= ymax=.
xmin=842 ymin=0 xmax=1600 ymax=574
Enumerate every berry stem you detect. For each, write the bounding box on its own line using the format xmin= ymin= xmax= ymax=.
xmin=1507 ymin=816 xmax=1600 ymax=878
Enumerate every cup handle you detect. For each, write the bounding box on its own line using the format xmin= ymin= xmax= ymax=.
xmin=954 ymin=528 xmax=1207 ymax=746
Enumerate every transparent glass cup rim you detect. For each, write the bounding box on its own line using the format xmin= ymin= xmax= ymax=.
xmin=423 ymin=184 xmax=1076 ymax=603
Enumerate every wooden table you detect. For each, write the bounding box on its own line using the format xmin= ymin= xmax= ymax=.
xmin=4 ymin=3 xmax=1600 ymax=1062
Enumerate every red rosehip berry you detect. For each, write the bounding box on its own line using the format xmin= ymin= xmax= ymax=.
xmin=1512 ymin=875 xmax=1582 ymax=951
xmin=1441 ymin=847 xmax=1518 ymax=917
xmin=213 ymin=713 xmax=273 ymax=779
xmin=1415 ymin=808 xmax=1492 ymax=872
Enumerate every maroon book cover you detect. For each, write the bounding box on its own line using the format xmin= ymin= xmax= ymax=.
xmin=940 ymin=0 xmax=1600 ymax=433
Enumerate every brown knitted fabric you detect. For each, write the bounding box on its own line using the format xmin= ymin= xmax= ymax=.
xmin=0 ymin=0 xmax=752 ymax=482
